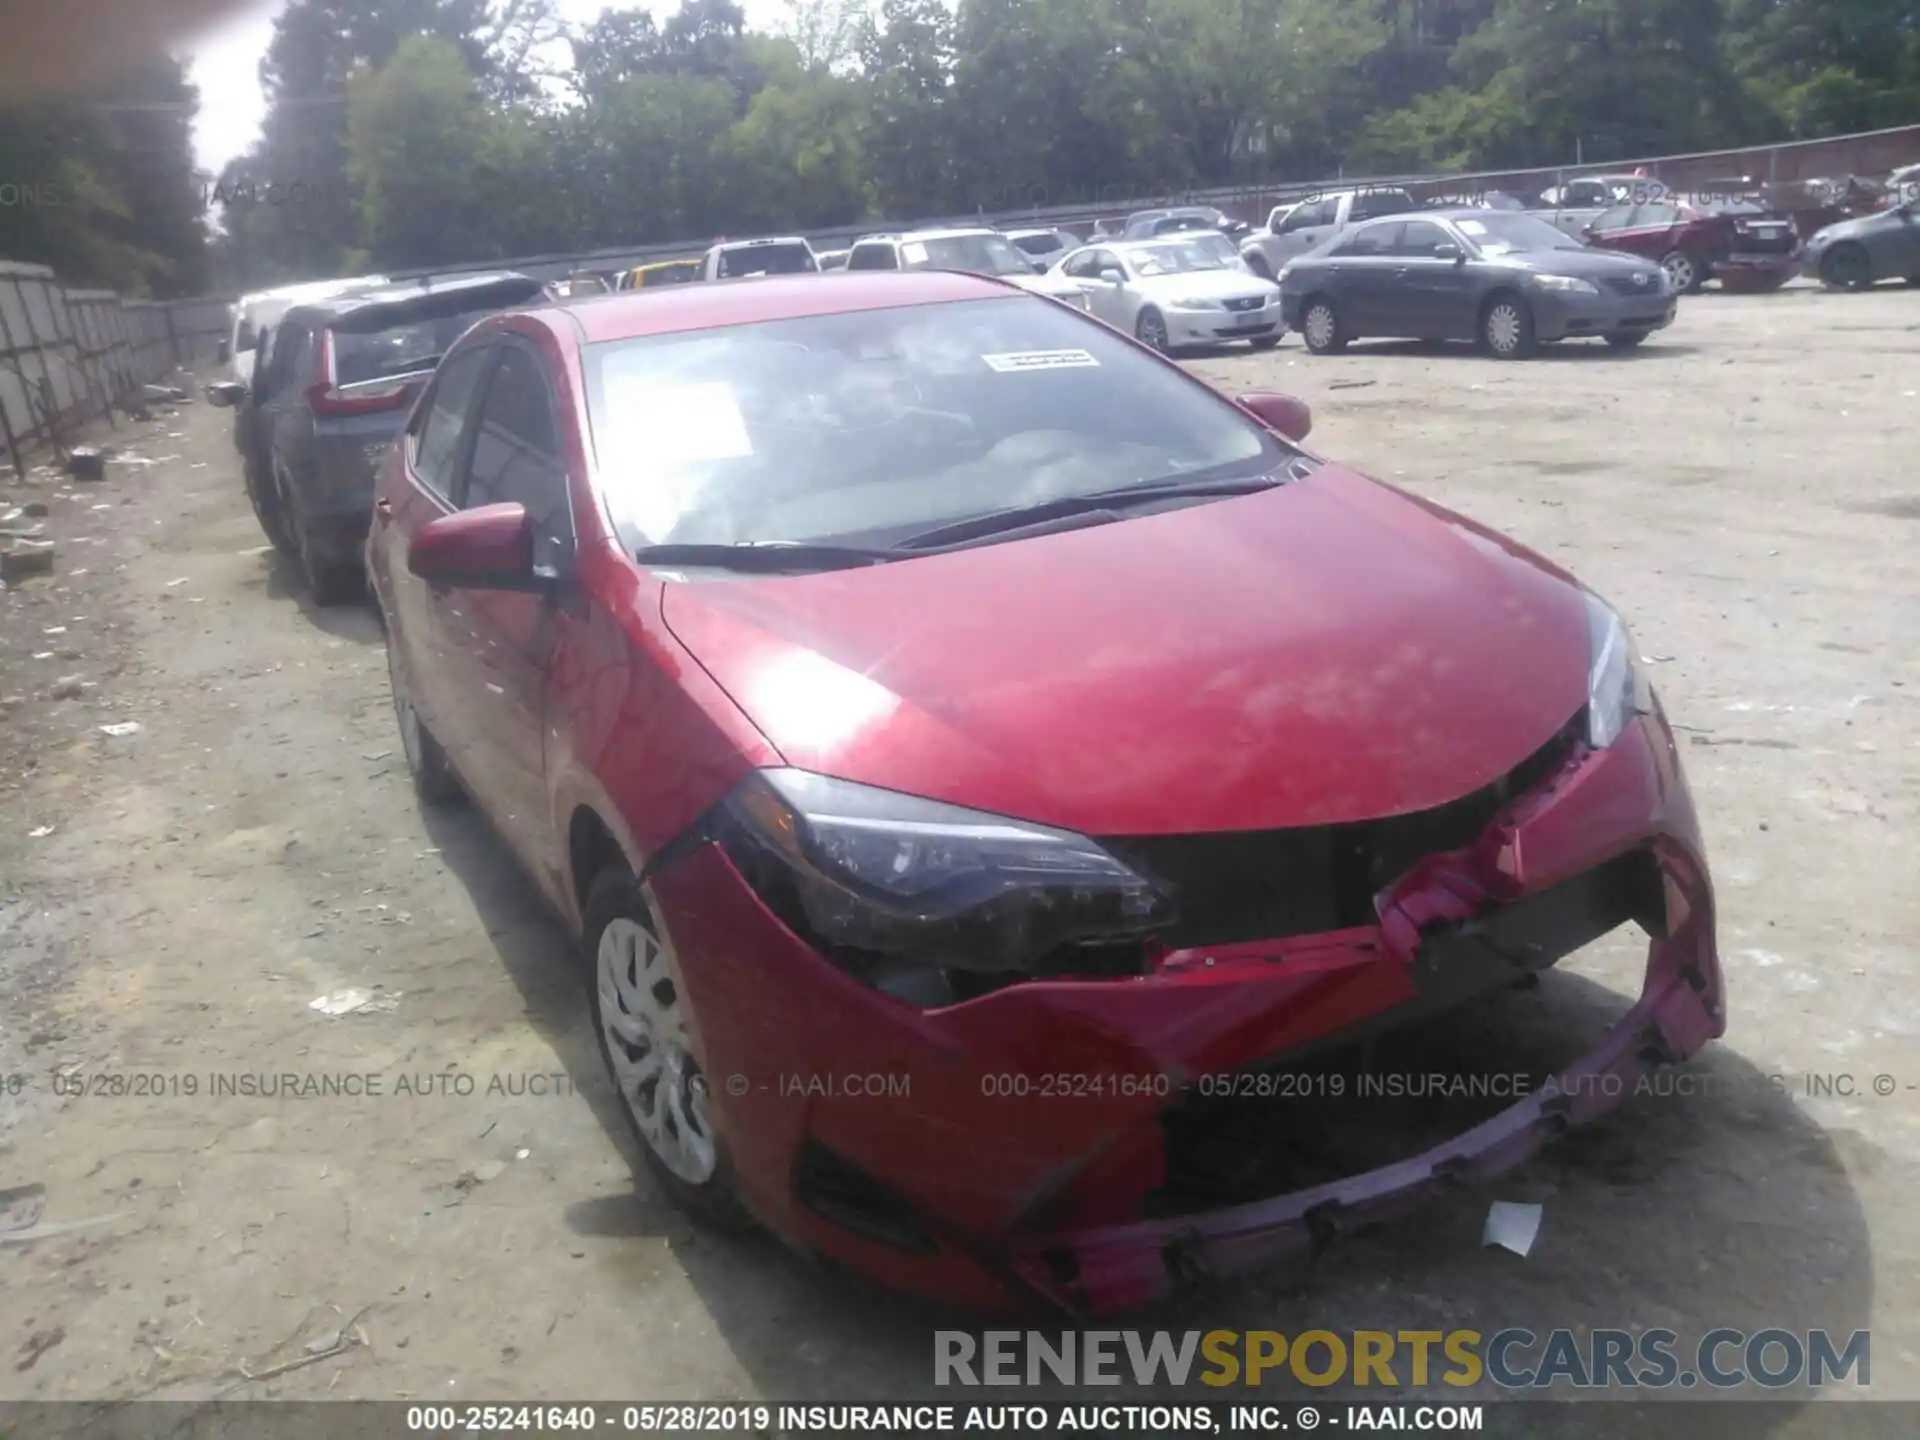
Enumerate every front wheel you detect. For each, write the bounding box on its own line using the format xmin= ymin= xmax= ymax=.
xmin=1299 ymin=296 xmax=1346 ymax=354
xmin=1135 ymin=307 xmax=1169 ymax=352
xmin=584 ymin=867 xmax=753 ymax=1231
xmin=1480 ymin=293 xmax=1538 ymax=360
xmin=1604 ymin=331 xmax=1649 ymax=349
xmin=1822 ymin=244 xmax=1874 ymax=291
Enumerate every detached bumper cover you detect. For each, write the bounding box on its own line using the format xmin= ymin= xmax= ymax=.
xmin=648 ymin=709 xmax=1721 ymax=1313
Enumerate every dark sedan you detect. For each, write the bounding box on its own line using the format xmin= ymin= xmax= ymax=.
xmin=1279 ymin=209 xmax=1675 ymax=359
xmin=207 ymin=270 xmax=545 ymax=601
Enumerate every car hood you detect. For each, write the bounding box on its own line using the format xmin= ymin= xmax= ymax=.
xmin=1138 ymin=270 xmax=1277 ymax=304
xmin=660 ymin=468 xmax=1593 ymax=837
xmin=1508 ymin=248 xmax=1666 ymax=280
xmin=1009 ymin=272 xmax=1093 ymax=302
xmin=1808 ymin=211 xmax=1896 ymax=245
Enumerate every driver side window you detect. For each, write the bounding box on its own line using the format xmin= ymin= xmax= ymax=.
xmin=1281 ymin=200 xmax=1331 ymax=233
xmin=1063 ymin=249 xmax=1105 ymax=278
xmin=1334 ymin=223 xmax=1399 ymax=257
xmin=1590 ymin=205 xmax=1635 ymax=233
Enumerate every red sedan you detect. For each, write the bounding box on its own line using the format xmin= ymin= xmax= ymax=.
xmin=1584 ymin=198 xmax=1801 ymax=293
xmin=366 ymin=271 xmax=1723 ymax=1314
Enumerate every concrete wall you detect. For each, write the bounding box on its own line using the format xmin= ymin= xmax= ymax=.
xmin=0 ymin=259 xmax=229 ymax=478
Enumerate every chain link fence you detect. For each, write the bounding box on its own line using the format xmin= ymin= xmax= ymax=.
xmin=5 ymin=121 xmax=1916 ymax=477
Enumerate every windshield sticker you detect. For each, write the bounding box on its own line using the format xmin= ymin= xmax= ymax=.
xmin=900 ymin=241 xmax=929 ymax=265
xmin=981 ymin=349 xmax=1100 ymax=373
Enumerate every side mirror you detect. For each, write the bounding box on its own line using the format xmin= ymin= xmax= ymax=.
xmin=408 ymin=503 xmax=543 ymax=592
xmin=1433 ymin=243 xmax=1464 ymax=263
xmin=1235 ymin=390 xmax=1312 ymax=442
xmin=1099 ymin=267 xmax=1126 ymax=284
xmin=216 ymin=339 xmax=231 ymax=364
xmin=204 ymin=380 xmax=248 ymax=408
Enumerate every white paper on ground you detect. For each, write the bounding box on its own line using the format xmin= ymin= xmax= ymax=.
xmin=1482 ymin=1201 xmax=1543 ymax=1257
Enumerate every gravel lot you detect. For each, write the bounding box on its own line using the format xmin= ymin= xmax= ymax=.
xmin=1 ymin=281 xmax=1916 ymax=1433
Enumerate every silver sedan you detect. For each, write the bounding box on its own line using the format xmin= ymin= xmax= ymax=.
xmin=1050 ymin=237 xmax=1284 ymax=351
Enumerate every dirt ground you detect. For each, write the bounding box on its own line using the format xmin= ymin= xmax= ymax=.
xmin=2 ymin=281 xmax=1917 ymax=1431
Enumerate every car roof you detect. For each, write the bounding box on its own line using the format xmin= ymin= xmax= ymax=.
xmin=280 ymin=271 xmax=541 ymax=328
xmin=236 ymin=275 xmax=389 ymax=312
xmin=855 ymin=227 xmax=995 ymax=245
xmin=553 ymin=270 xmax=1020 ymax=344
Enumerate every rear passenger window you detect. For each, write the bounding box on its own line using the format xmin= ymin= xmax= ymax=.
xmin=411 ymin=348 xmax=493 ymax=500
xmin=847 ymin=244 xmax=897 ymax=271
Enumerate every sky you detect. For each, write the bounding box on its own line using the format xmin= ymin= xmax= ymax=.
xmin=183 ymin=0 xmax=794 ymax=179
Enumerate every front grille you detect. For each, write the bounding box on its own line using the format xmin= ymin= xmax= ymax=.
xmin=1600 ymin=274 xmax=1659 ymax=296
xmin=1100 ymin=711 xmax=1585 ymax=950
xmin=1222 ymin=295 xmax=1266 ymax=312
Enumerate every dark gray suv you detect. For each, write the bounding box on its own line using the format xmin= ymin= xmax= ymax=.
xmin=209 ymin=271 xmax=543 ymax=603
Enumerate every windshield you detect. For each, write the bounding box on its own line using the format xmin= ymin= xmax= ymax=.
xmin=583 ymin=296 xmax=1280 ymax=550
xmin=1454 ymin=213 xmax=1585 ymax=255
xmin=1125 ymin=238 xmax=1242 ymax=276
xmin=332 ymin=303 xmax=508 ymax=384
xmin=717 ymin=244 xmax=816 ymax=278
xmin=1010 ymin=233 xmax=1061 ymax=255
xmin=906 ymin=235 xmax=1032 ymax=276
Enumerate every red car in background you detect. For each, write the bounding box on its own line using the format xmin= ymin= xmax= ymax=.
xmin=1583 ymin=198 xmax=1801 ymax=293
xmin=365 ymin=270 xmax=1723 ymax=1314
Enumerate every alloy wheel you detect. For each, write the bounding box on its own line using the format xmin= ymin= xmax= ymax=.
xmin=1662 ymin=252 xmax=1696 ymax=292
xmin=596 ymin=916 xmax=717 ymax=1185
xmin=1137 ymin=310 xmax=1168 ymax=351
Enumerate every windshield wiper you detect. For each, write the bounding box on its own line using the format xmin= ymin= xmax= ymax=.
xmin=633 ymin=541 xmax=899 ymax=573
xmin=892 ymin=472 xmax=1295 ymax=552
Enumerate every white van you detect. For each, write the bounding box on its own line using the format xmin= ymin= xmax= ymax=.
xmin=223 ymin=275 xmax=390 ymax=387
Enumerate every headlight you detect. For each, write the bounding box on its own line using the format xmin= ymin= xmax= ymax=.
xmin=1585 ymin=595 xmax=1656 ymax=748
xmin=713 ymin=769 xmax=1172 ymax=1001
xmin=1531 ymin=274 xmax=1599 ymax=294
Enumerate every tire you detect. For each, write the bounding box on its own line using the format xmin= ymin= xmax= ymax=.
xmin=583 ymin=866 xmax=753 ymax=1232
xmin=1135 ymin=306 xmax=1169 ymax=352
xmin=1822 ymin=244 xmax=1874 ymax=292
xmin=1660 ymin=250 xmax=1706 ymax=294
xmin=243 ymin=446 xmax=295 ymax=556
xmin=1249 ymin=334 xmax=1282 ymax=351
xmin=386 ymin=637 xmax=460 ymax=805
xmin=1299 ymin=295 xmax=1346 ymax=354
xmin=1245 ymin=254 xmax=1273 ymax=280
xmin=293 ymin=507 xmax=363 ymax=607
xmin=1604 ymin=331 xmax=1649 ymax=349
xmin=1479 ymin=292 xmax=1537 ymax=360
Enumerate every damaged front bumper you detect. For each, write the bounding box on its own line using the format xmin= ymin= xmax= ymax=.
xmin=650 ymin=707 xmax=1721 ymax=1314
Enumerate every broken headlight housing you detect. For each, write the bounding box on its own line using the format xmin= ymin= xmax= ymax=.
xmin=1585 ymin=593 xmax=1657 ymax=748
xmin=712 ymin=769 xmax=1171 ymax=996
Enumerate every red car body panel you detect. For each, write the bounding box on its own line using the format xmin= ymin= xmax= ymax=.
xmin=659 ymin=466 xmax=1590 ymax=835
xmin=1586 ymin=202 xmax=1800 ymax=285
xmin=366 ymin=273 xmax=1724 ymax=1314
